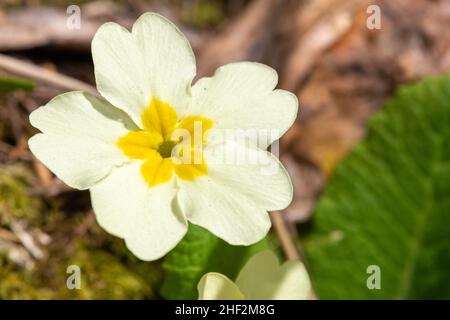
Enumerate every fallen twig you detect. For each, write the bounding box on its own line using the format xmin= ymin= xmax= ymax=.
xmin=32 ymin=159 xmax=53 ymax=187
xmin=280 ymin=0 xmax=364 ymax=90
xmin=10 ymin=221 xmax=45 ymax=260
xmin=0 ymin=227 xmax=19 ymax=242
xmin=0 ymin=53 xmax=98 ymax=96
xmin=197 ymin=0 xmax=281 ymax=77
xmin=270 ymin=211 xmax=299 ymax=260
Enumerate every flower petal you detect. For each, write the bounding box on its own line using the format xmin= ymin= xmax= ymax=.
xmin=28 ymin=91 xmax=136 ymax=190
xmin=207 ymin=141 xmax=293 ymax=211
xmin=176 ymin=115 xmax=214 ymax=145
xmin=178 ymin=141 xmax=292 ymax=245
xmin=198 ymin=273 xmax=245 ymax=300
xmin=92 ymin=13 xmax=196 ymax=126
xmin=90 ymin=161 xmax=187 ymax=261
xmin=141 ymin=98 xmax=178 ymax=140
xmin=178 ymin=176 xmax=271 ymax=245
xmin=141 ymin=155 xmax=174 ymax=187
xmin=190 ymin=62 xmax=298 ymax=149
xmin=117 ymin=130 xmax=163 ymax=159
xmin=235 ymin=250 xmax=311 ymax=300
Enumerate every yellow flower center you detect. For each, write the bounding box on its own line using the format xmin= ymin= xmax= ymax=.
xmin=157 ymin=140 xmax=177 ymax=158
xmin=117 ymin=98 xmax=213 ymax=187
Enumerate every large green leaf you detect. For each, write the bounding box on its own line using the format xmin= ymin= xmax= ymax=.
xmin=161 ymin=224 xmax=270 ymax=299
xmin=301 ymin=75 xmax=450 ymax=299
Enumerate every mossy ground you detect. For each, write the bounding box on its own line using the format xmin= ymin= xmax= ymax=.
xmin=0 ymin=163 xmax=163 ymax=299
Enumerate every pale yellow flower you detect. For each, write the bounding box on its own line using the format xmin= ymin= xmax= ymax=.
xmin=198 ymin=251 xmax=311 ymax=300
xmin=28 ymin=13 xmax=298 ymax=260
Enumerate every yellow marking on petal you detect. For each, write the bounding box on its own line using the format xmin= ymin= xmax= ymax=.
xmin=142 ymin=98 xmax=178 ymax=140
xmin=117 ymin=98 xmax=214 ymax=187
xmin=174 ymin=160 xmax=207 ymax=181
xmin=176 ymin=115 xmax=214 ymax=145
xmin=141 ymin=153 xmax=174 ymax=187
xmin=117 ymin=130 xmax=163 ymax=159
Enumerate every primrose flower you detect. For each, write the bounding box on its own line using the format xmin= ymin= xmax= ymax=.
xmin=198 ymin=250 xmax=311 ymax=300
xmin=28 ymin=13 xmax=298 ymax=261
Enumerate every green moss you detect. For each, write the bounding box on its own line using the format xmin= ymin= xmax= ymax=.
xmin=0 ymin=237 xmax=163 ymax=299
xmin=0 ymin=221 xmax=162 ymax=300
xmin=0 ymin=272 xmax=53 ymax=299
xmin=64 ymin=242 xmax=160 ymax=299
xmin=0 ymin=164 xmax=162 ymax=299
xmin=0 ymin=164 xmax=42 ymax=224
xmin=0 ymin=256 xmax=53 ymax=299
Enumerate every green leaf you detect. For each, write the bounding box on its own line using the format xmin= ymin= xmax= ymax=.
xmin=0 ymin=77 xmax=35 ymax=92
xmin=160 ymin=224 xmax=270 ymax=299
xmin=301 ymin=75 xmax=450 ymax=299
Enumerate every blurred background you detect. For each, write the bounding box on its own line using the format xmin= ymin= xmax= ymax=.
xmin=0 ymin=0 xmax=449 ymax=299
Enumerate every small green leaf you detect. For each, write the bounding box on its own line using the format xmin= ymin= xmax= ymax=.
xmin=161 ymin=224 xmax=270 ymax=299
xmin=0 ymin=77 xmax=35 ymax=92
xmin=301 ymin=75 xmax=450 ymax=299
